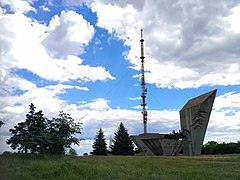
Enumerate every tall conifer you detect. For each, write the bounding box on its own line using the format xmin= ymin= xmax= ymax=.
xmin=111 ymin=122 xmax=134 ymax=155
xmin=91 ymin=128 xmax=107 ymax=155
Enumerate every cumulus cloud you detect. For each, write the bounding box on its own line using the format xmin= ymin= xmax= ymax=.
xmin=42 ymin=11 xmax=94 ymax=58
xmin=87 ymin=0 xmax=240 ymax=88
xmin=0 ymin=0 xmax=36 ymax=13
xmin=0 ymin=8 xmax=114 ymax=82
xmin=209 ymin=91 xmax=240 ymax=132
xmin=0 ymin=83 xmax=90 ymax=143
xmin=0 ymin=71 xmax=37 ymax=96
xmin=0 ymin=84 xmax=89 ymax=117
xmin=0 ymin=0 xmax=114 ymax=153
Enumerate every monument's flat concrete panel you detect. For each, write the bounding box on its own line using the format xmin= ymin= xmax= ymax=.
xmin=131 ymin=89 xmax=217 ymax=156
xmin=131 ymin=133 xmax=188 ymax=156
xmin=180 ymin=89 xmax=217 ymax=155
xmin=131 ymin=133 xmax=163 ymax=155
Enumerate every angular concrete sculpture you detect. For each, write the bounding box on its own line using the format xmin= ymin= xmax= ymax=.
xmin=131 ymin=89 xmax=217 ymax=156
xmin=180 ymin=89 xmax=217 ymax=155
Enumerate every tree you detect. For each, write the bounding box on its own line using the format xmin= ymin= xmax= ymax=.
xmin=7 ymin=104 xmax=82 ymax=154
xmin=202 ymin=141 xmax=240 ymax=154
xmin=0 ymin=121 xmax=4 ymax=128
xmin=201 ymin=141 xmax=219 ymax=154
xmin=7 ymin=103 xmax=47 ymax=154
xmin=111 ymin=122 xmax=134 ymax=155
xmin=46 ymin=111 xmax=82 ymax=154
xmin=91 ymin=128 xmax=107 ymax=155
xmin=7 ymin=121 xmax=28 ymax=153
xmin=68 ymin=148 xmax=78 ymax=156
xmin=26 ymin=104 xmax=48 ymax=153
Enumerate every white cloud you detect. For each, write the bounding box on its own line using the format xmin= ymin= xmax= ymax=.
xmin=45 ymin=84 xmax=89 ymax=94
xmin=129 ymin=96 xmax=141 ymax=101
xmin=43 ymin=11 xmax=94 ymax=58
xmin=132 ymin=105 xmax=141 ymax=110
xmin=224 ymin=5 xmax=240 ymax=33
xmin=87 ymin=0 xmax=240 ymax=88
xmin=74 ymin=139 xmax=94 ymax=155
xmin=214 ymin=91 xmax=240 ymax=111
xmin=55 ymin=56 xmax=115 ymax=82
xmin=39 ymin=5 xmax=50 ymax=12
xmin=62 ymin=0 xmax=87 ymax=7
xmin=0 ymin=83 xmax=90 ymax=145
xmin=209 ymin=91 xmax=240 ymax=132
xmin=0 ymin=10 xmax=114 ymax=82
xmin=0 ymin=83 xmax=89 ymax=117
xmin=0 ymin=0 xmax=36 ymax=13
xmin=0 ymin=70 xmax=37 ymax=96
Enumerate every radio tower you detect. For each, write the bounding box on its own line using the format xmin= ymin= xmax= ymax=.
xmin=140 ymin=29 xmax=147 ymax=134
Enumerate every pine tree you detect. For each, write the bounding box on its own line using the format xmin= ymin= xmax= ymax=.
xmin=7 ymin=103 xmax=47 ymax=153
xmin=111 ymin=122 xmax=134 ymax=155
xmin=91 ymin=128 xmax=107 ymax=155
xmin=26 ymin=104 xmax=48 ymax=153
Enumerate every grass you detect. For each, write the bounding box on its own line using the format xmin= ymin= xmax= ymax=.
xmin=1 ymin=154 xmax=240 ymax=180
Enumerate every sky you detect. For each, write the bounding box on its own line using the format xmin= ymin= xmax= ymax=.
xmin=0 ymin=0 xmax=240 ymax=155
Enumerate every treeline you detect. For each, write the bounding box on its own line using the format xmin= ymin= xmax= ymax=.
xmin=3 ymin=103 xmax=135 ymax=156
xmin=6 ymin=104 xmax=239 ymax=156
xmin=202 ymin=141 xmax=240 ymax=154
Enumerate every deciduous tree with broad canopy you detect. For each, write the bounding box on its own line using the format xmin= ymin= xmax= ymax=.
xmin=91 ymin=128 xmax=107 ymax=155
xmin=111 ymin=122 xmax=134 ymax=155
xmin=46 ymin=111 xmax=82 ymax=154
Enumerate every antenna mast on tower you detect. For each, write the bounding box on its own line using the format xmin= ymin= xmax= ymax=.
xmin=140 ymin=29 xmax=147 ymax=134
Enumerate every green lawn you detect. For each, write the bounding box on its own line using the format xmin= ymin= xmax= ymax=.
xmin=1 ymin=154 xmax=239 ymax=180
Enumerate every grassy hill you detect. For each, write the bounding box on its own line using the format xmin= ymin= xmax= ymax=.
xmin=1 ymin=154 xmax=240 ymax=179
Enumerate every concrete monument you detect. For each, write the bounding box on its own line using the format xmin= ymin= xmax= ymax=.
xmin=180 ymin=89 xmax=217 ymax=155
xmin=131 ymin=89 xmax=217 ymax=156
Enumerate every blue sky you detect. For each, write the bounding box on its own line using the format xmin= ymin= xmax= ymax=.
xmin=0 ymin=0 xmax=240 ymax=155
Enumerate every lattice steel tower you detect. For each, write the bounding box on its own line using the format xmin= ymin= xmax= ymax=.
xmin=140 ymin=29 xmax=147 ymax=134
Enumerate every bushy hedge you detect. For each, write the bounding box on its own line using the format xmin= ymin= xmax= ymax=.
xmin=202 ymin=141 xmax=240 ymax=154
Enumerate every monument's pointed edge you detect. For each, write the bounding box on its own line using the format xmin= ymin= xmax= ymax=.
xmin=181 ymin=89 xmax=217 ymax=110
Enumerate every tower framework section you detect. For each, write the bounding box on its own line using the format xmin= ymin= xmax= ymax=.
xmin=140 ymin=29 xmax=147 ymax=134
